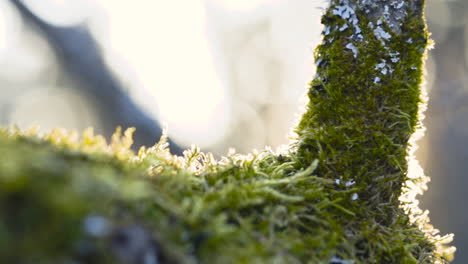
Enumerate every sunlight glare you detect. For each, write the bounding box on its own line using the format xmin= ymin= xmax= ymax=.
xmin=97 ymin=0 xmax=231 ymax=147
xmin=0 ymin=1 xmax=22 ymax=59
xmin=210 ymin=0 xmax=266 ymax=11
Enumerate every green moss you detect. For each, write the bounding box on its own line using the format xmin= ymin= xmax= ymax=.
xmin=0 ymin=0 xmax=454 ymax=263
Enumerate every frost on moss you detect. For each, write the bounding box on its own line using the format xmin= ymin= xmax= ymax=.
xmin=0 ymin=0 xmax=455 ymax=263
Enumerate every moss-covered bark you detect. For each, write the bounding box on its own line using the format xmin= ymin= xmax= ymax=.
xmin=295 ymin=0 xmax=427 ymax=212
xmin=0 ymin=0 xmax=455 ymax=263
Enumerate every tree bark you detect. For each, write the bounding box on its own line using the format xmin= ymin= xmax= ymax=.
xmin=295 ymin=0 xmax=428 ymax=209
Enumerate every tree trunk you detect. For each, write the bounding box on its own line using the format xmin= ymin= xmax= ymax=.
xmin=295 ymin=0 xmax=428 ymax=209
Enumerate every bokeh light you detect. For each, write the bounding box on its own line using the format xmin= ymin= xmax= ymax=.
xmin=210 ymin=0 xmax=265 ymax=11
xmin=96 ymin=0 xmax=231 ymax=148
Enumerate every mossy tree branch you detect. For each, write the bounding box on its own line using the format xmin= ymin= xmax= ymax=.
xmin=0 ymin=0 xmax=455 ymax=263
xmin=295 ymin=0 xmax=428 ymax=209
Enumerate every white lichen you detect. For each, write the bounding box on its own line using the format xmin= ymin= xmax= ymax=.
xmin=333 ymin=5 xmax=355 ymax=20
xmin=374 ymin=26 xmax=392 ymax=41
xmin=375 ymin=61 xmax=386 ymax=70
xmin=390 ymin=52 xmax=400 ymax=63
xmin=346 ymin=43 xmax=358 ymax=58
xmin=383 ymin=5 xmax=391 ymax=21
xmin=331 ymin=1 xmax=363 ymax=42
xmin=359 ymin=0 xmax=407 ymax=34
xmin=345 ymin=180 xmax=356 ymax=187
xmin=340 ymin=24 xmax=349 ymax=31
xmin=316 ymin=58 xmax=323 ymax=66
xmin=375 ymin=60 xmax=390 ymax=75
xmin=330 ymin=256 xmax=354 ymax=264
xmin=354 ymin=25 xmax=362 ymax=34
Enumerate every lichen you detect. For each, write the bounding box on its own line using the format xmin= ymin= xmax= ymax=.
xmin=0 ymin=0 xmax=455 ymax=263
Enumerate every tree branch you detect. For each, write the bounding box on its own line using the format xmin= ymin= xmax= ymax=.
xmin=295 ymin=0 xmax=428 ymax=208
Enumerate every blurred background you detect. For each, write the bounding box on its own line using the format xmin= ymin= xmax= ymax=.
xmin=0 ymin=0 xmax=465 ymax=262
